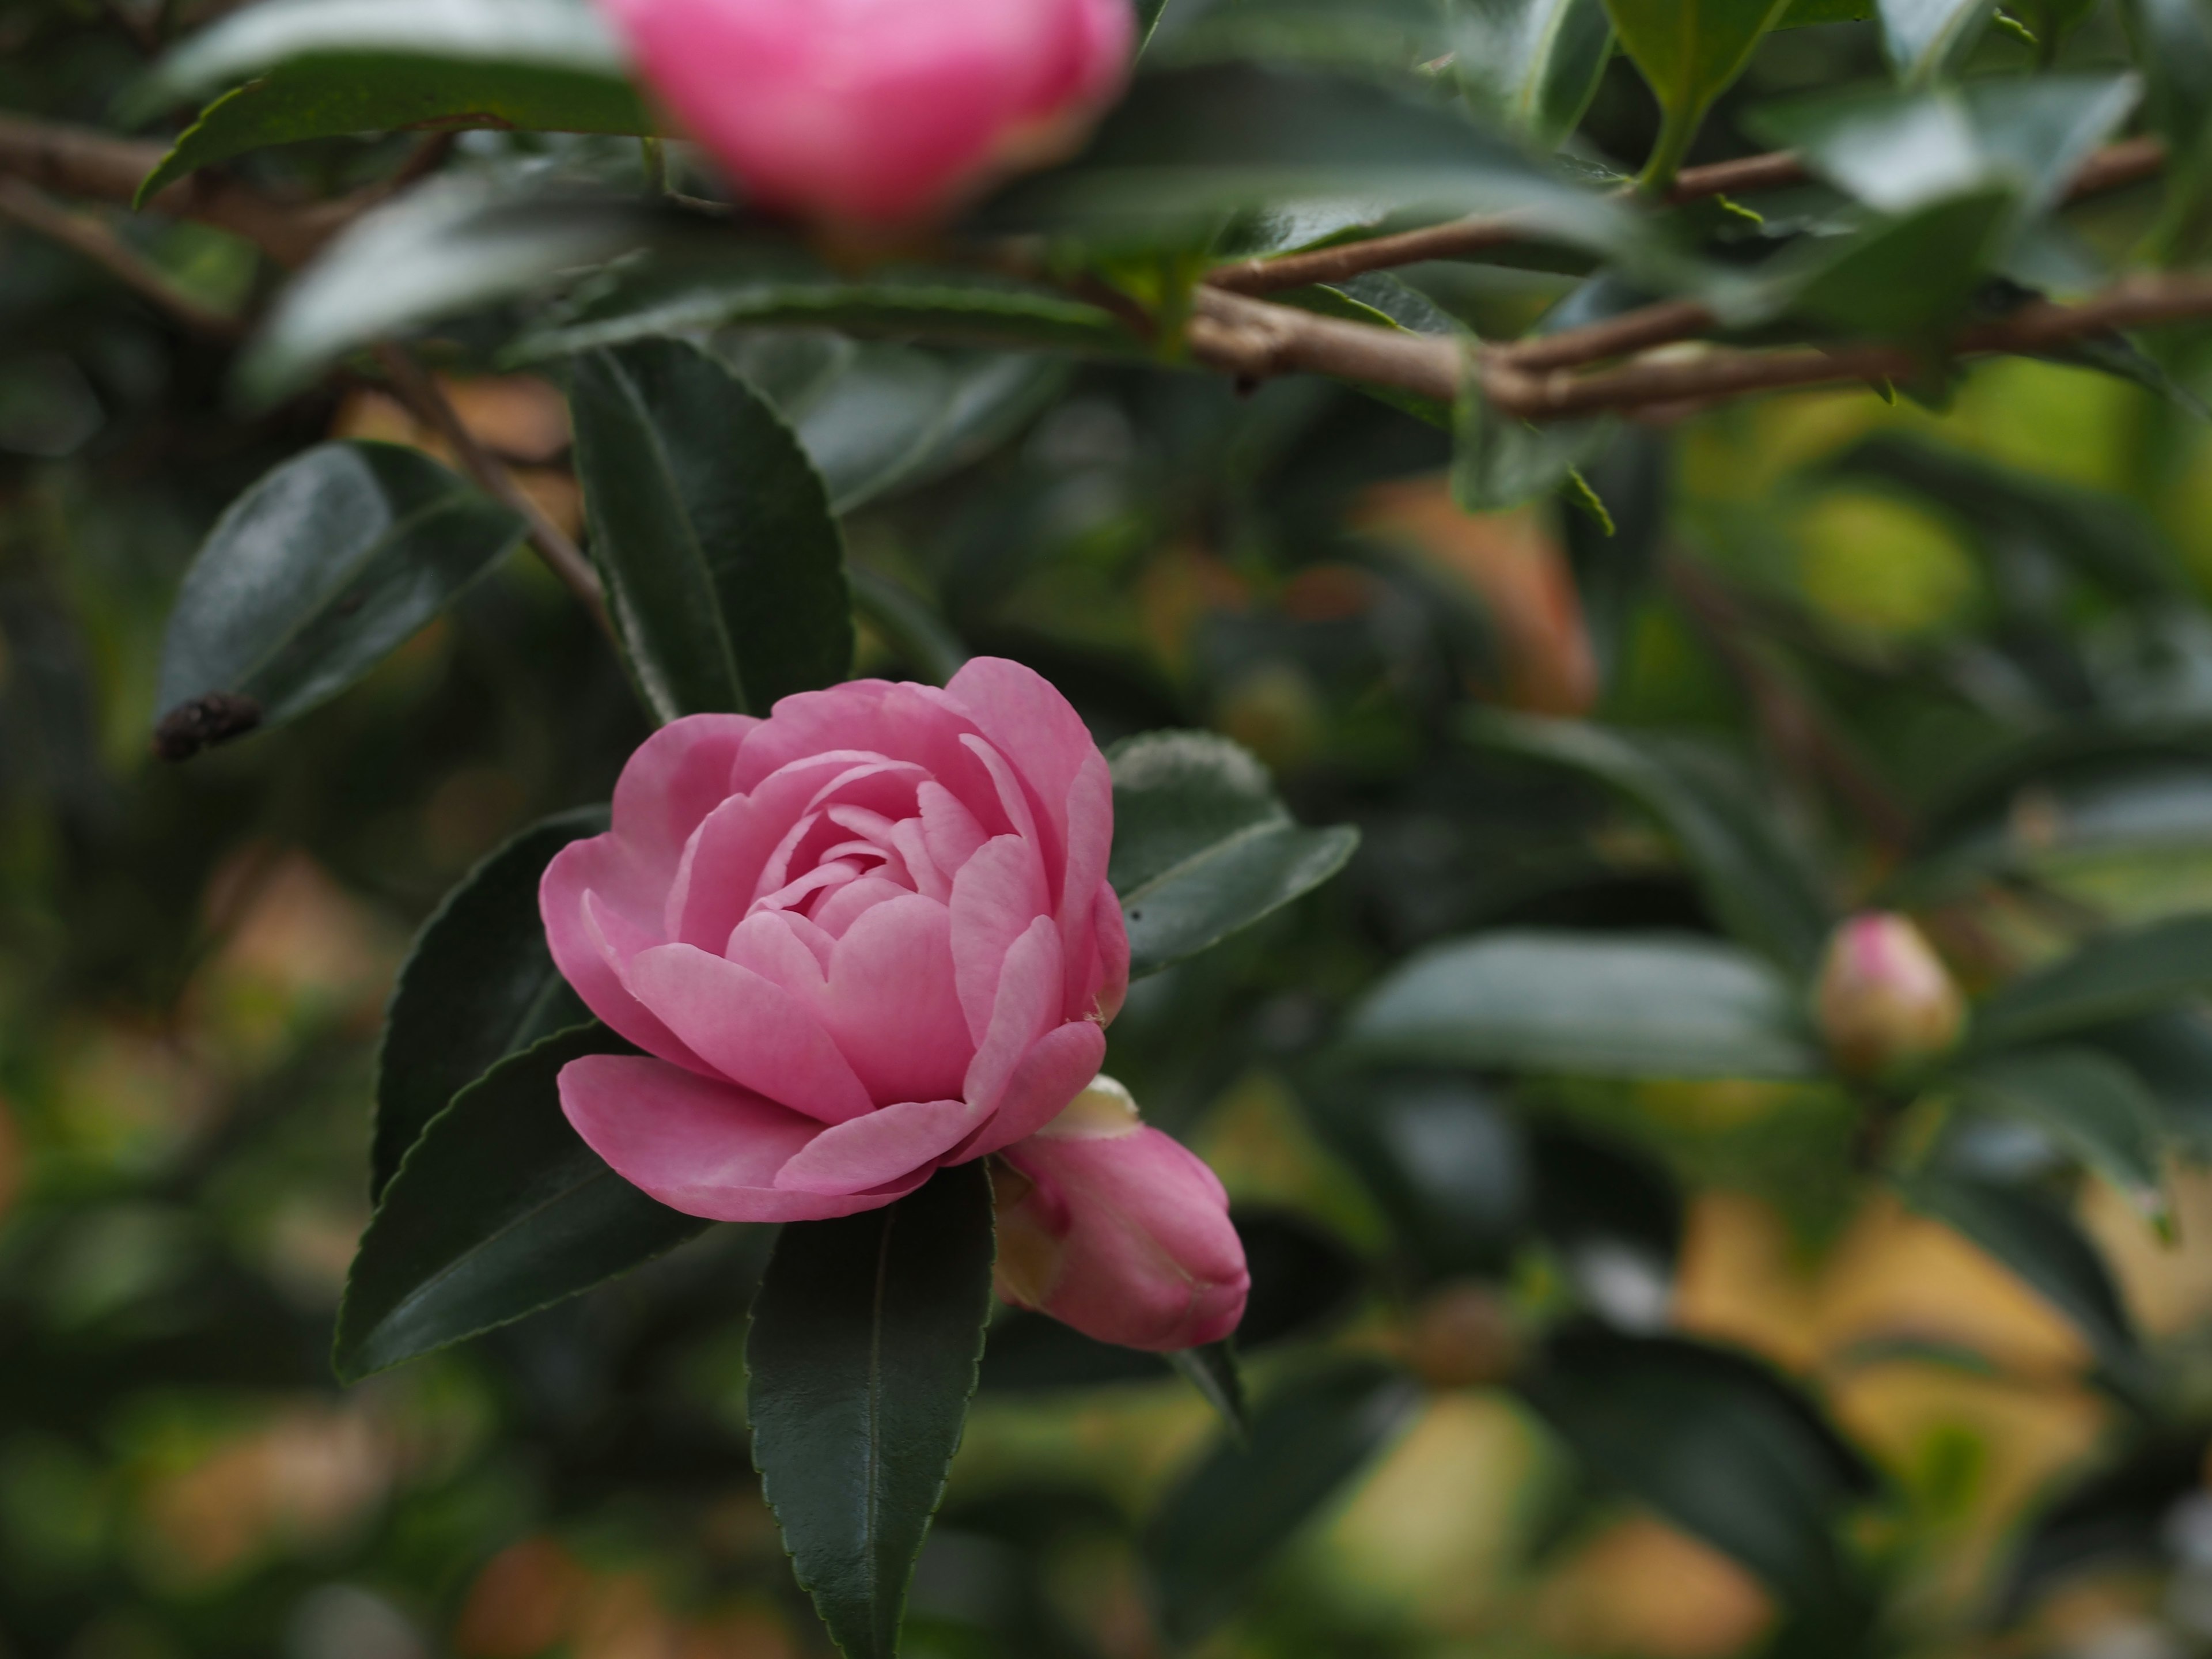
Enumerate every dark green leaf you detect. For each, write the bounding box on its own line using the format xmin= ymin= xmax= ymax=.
xmin=847 ymin=566 xmax=968 ymax=687
xmin=2121 ymin=0 xmax=2212 ymax=210
xmin=1564 ymin=427 xmax=1670 ymax=691
xmin=373 ymin=806 xmax=605 ymax=1200
xmin=1519 ymin=1328 xmax=1877 ymax=1613
xmin=156 ymin=441 xmax=523 ymax=747
xmin=1455 ymin=374 xmax=1614 ymax=512
xmin=129 ymin=0 xmax=646 ymax=203
xmin=1960 ymin=1047 xmax=2170 ymax=1224
xmin=1169 ymin=1342 xmax=1249 ymax=1437
xmin=568 ymin=339 xmax=852 ymax=721
xmin=1783 ymin=187 xmax=2017 ymax=344
xmin=1147 ymin=1360 xmax=1421 ymax=1642
xmin=1342 ymin=929 xmax=1824 ymax=1079
xmin=1876 ymin=0 xmax=1995 ymax=80
xmin=1973 ymin=914 xmax=2212 ymax=1051
xmin=1453 ymin=0 xmax=1617 ymax=147
xmin=979 ymin=63 xmax=1631 ymax=255
xmin=1897 ymin=1171 xmax=2143 ymax=1391
xmin=1107 ymin=729 xmax=1360 ymax=978
xmin=746 ymin=1163 xmax=997 ymax=1659
xmin=334 ymin=1024 xmax=710 ymax=1381
xmin=1464 ymin=711 xmax=1834 ymax=974
xmin=1604 ymin=0 xmax=1793 ymax=161
xmin=1142 ymin=0 xmax=1454 ymax=67
xmin=239 ymin=179 xmax=653 ymax=402
xmin=2078 ymin=1009 xmax=2212 ymax=1158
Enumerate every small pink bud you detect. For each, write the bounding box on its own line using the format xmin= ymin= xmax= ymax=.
xmin=1815 ymin=912 xmax=1965 ymax=1080
xmin=599 ymin=0 xmax=1135 ymax=225
xmin=993 ymin=1076 xmax=1250 ymax=1353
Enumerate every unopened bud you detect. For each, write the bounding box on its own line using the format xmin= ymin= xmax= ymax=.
xmin=1814 ymin=912 xmax=1964 ymax=1080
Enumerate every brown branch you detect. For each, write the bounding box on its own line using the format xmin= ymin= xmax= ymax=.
xmin=371 ymin=343 xmax=613 ymax=639
xmin=1203 ymin=135 xmax=2171 ymax=300
xmin=0 ymin=177 xmax=243 ymax=338
xmin=1185 ymin=286 xmax=1461 ymax=403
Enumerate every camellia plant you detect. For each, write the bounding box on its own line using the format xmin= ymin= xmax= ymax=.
xmin=17 ymin=0 xmax=2212 ymax=1653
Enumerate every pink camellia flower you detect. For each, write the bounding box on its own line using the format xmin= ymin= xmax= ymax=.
xmin=539 ymin=658 xmax=1248 ymax=1351
xmin=599 ymin=0 xmax=1136 ymax=224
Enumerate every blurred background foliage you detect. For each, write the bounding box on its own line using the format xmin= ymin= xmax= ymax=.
xmin=13 ymin=0 xmax=2212 ymax=1656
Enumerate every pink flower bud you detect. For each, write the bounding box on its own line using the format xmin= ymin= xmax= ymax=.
xmin=993 ymin=1076 xmax=1250 ymax=1352
xmin=599 ymin=0 xmax=1135 ymax=224
xmin=1814 ymin=912 xmax=1965 ymax=1080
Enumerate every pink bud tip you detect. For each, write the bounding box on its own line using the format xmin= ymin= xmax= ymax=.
xmin=1814 ymin=912 xmax=1965 ymax=1080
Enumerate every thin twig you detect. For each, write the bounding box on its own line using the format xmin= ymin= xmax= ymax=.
xmin=372 ymin=343 xmax=613 ymax=639
xmin=0 ymin=177 xmax=244 ymax=338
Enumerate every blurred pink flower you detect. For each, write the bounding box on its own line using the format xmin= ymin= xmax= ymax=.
xmin=539 ymin=658 xmax=1245 ymax=1350
xmin=1814 ymin=911 xmax=1965 ymax=1080
xmin=599 ymin=0 xmax=1135 ymax=223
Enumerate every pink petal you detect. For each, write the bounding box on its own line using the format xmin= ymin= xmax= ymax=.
xmin=948 ymin=835 xmax=1052 ymax=1043
xmin=629 ymin=943 xmax=874 ymax=1124
xmin=813 ymin=874 xmax=912 ymax=938
xmin=725 ymin=910 xmax=831 ymax=999
xmin=772 ymin=1096 xmax=983 ymax=1194
xmin=1089 ymin=880 xmax=1130 ymax=1024
xmin=963 ymin=915 xmax=1062 ymax=1114
xmin=611 ymin=713 xmax=756 ymax=874
xmin=559 ymin=1053 xmax=916 ymax=1222
xmin=959 ymin=1018 xmax=1107 ymax=1159
xmin=816 ymin=896 xmax=972 ymax=1105
xmin=998 ymin=1123 xmax=1248 ymax=1351
xmin=537 ymin=880 xmax=706 ymax=1071
xmin=1055 ymin=751 xmax=1113 ymax=1018
xmin=664 ymin=751 xmax=855 ymax=950
xmin=948 ymin=656 xmax=1098 ymax=881
xmin=918 ymin=781 xmax=987 ymax=885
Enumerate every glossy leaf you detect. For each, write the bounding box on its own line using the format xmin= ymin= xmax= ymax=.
xmin=1519 ymin=1328 xmax=1877 ymax=1613
xmin=156 ymin=441 xmax=523 ymax=748
xmin=1147 ymin=1360 xmax=1421 ymax=1641
xmin=1169 ymin=1342 xmax=1249 ymax=1436
xmin=980 ymin=62 xmax=1631 ymax=255
xmin=240 ymin=179 xmax=653 ymax=402
xmin=746 ymin=1163 xmax=997 ymax=1659
xmin=1455 ymin=373 xmax=1614 ymax=512
xmin=1452 ymin=0 xmax=1617 ymax=147
xmin=1898 ymin=1171 xmax=2143 ymax=1389
xmin=1465 ymin=711 xmax=1834 ymax=974
xmin=334 ymin=1024 xmax=710 ymax=1381
xmin=1877 ymin=0 xmax=1994 ymax=81
xmin=1974 ymin=914 xmax=2212 ymax=1051
xmin=130 ymin=0 xmax=645 ymax=202
xmin=373 ymin=807 xmax=604 ymax=1200
xmin=1960 ymin=1047 xmax=2170 ymax=1224
xmin=1604 ymin=0 xmax=1793 ymax=164
xmin=1343 ymin=930 xmax=1823 ymax=1080
xmin=568 ymin=339 xmax=852 ymax=722
xmin=1107 ymin=730 xmax=1360 ymax=978
xmin=2121 ymin=0 xmax=2212 ymax=206
xmin=1783 ymin=188 xmax=2017 ymax=344
xmin=2080 ymin=1009 xmax=2212 ymax=1157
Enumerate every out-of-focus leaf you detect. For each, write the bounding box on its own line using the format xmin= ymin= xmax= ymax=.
xmin=1603 ymin=0 xmax=1793 ymax=166
xmin=1519 ymin=1327 xmax=1878 ymax=1613
xmin=847 ymin=566 xmax=968 ymax=687
xmin=1564 ymin=427 xmax=1670 ymax=690
xmin=374 ymin=806 xmax=604 ymax=1200
xmin=1783 ymin=187 xmax=2017 ymax=343
xmin=711 ymin=334 xmax=1067 ymax=515
xmin=1145 ymin=0 xmax=1453 ymax=66
xmin=1169 ymin=1343 xmax=1249 ymax=1436
xmin=1973 ymin=915 xmax=2212 ymax=1051
xmin=2078 ymin=1009 xmax=2212 ymax=1156
xmin=979 ymin=62 xmax=1631 ymax=255
xmin=1898 ymin=1171 xmax=2143 ymax=1391
xmin=334 ymin=1024 xmax=710 ymax=1381
xmin=1876 ymin=0 xmax=1993 ymax=80
xmin=2001 ymin=1429 xmax=2212 ymax=1617
xmin=1960 ymin=1047 xmax=2170 ymax=1225
xmin=747 ymin=1164 xmax=995 ymax=1659
xmin=1342 ymin=930 xmax=1823 ymax=1079
xmin=129 ymin=0 xmax=646 ymax=202
xmin=567 ymin=339 xmax=851 ymax=722
xmin=1107 ymin=730 xmax=1360 ymax=978
xmin=2119 ymin=0 xmax=2212 ymax=200
xmin=1146 ymin=1360 xmax=1422 ymax=1641
xmin=1531 ymin=1123 xmax=1685 ymax=1327
xmin=1454 ymin=374 xmax=1614 ymax=512
xmin=156 ymin=441 xmax=522 ymax=748
xmin=1452 ymin=0 xmax=1616 ymax=147
xmin=1465 ymin=711 xmax=1834 ymax=974
xmin=240 ymin=180 xmax=653 ymax=402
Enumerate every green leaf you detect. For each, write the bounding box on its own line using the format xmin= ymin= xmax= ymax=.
xmin=155 ymin=441 xmax=523 ymax=752
xmin=1960 ymin=1047 xmax=2171 ymax=1225
xmin=128 ymin=0 xmax=646 ymax=204
xmin=239 ymin=178 xmax=653 ymax=403
xmin=1452 ymin=0 xmax=1617 ymax=147
xmin=1876 ymin=0 xmax=1995 ymax=81
xmin=1973 ymin=914 xmax=2212 ymax=1051
xmin=334 ymin=1024 xmax=710 ymax=1381
xmin=2121 ymin=0 xmax=2212 ymax=199
xmin=1455 ymin=371 xmax=1615 ymax=512
xmin=373 ymin=806 xmax=605 ymax=1201
xmin=568 ymin=339 xmax=852 ymax=722
xmin=713 ymin=333 xmax=1066 ymax=516
xmin=2078 ymin=1009 xmax=2212 ymax=1158
xmin=1464 ymin=711 xmax=1834 ymax=974
xmin=1169 ymin=1341 xmax=1249 ymax=1437
xmin=1603 ymin=0 xmax=1794 ymax=179
xmin=746 ymin=1163 xmax=997 ymax=1659
xmin=1782 ymin=187 xmax=2018 ymax=344
xmin=1342 ymin=929 xmax=1824 ymax=1079
xmin=847 ymin=566 xmax=969 ymax=687
xmin=1106 ymin=730 xmax=1361 ymax=979
xmin=1897 ymin=1171 xmax=2144 ymax=1392
xmin=1518 ymin=1328 xmax=1877 ymax=1615
xmin=1146 ymin=1360 xmax=1421 ymax=1642
xmin=979 ymin=62 xmax=1632 ymax=256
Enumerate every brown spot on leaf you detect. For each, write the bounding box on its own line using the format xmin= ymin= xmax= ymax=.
xmin=153 ymin=692 xmax=263 ymax=761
